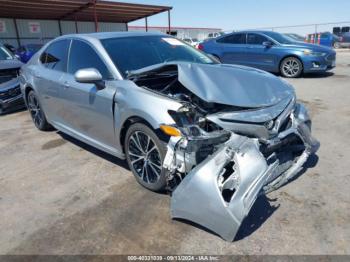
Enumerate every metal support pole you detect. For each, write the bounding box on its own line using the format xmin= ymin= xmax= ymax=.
xmin=74 ymin=15 xmax=78 ymax=33
xmin=58 ymin=20 xmax=62 ymax=35
xmin=13 ymin=18 xmax=20 ymax=47
xmin=315 ymin=24 xmax=318 ymax=34
xmin=93 ymin=0 xmax=98 ymax=32
xmin=145 ymin=17 xmax=148 ymax=32
xmin=167 ymin=10 xmax=171 ymax=34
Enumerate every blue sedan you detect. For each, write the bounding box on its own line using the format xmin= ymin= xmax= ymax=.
xmin=198 ymin=31 xmax=336 ymax=78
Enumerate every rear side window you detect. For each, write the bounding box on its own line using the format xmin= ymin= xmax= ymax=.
xmin=68 ymin=40 xmax=111 ymax=79
xmin=217 ymin=33 xmax=246 ymax=44
xmin=40 ymin=40 xmax=69 ymax=72
xmin=247 ymin=33 xmax=269 ymax=45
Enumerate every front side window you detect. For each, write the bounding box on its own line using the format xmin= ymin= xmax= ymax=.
xmin=40 ymin=40 xmax=69 ymax=72
xmin=68 ymin=40 xmax=111 ymax=79
xmin=217 ymin=33 xmax=246 ymax=44
xmin=101 ymin=36 xmax=215 ymax=77
xmin=247 ymin=33 xmax=269 ymax=45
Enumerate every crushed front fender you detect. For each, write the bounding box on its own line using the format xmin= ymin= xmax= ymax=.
xmin=170 ymin=133 xmax=279 ymax=241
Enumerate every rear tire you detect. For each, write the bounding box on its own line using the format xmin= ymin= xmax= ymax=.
xmin=27 ymin=90 xmax=53 ymax=131
xmin=280 ymin=56 xmax=303 ymax=78
xmin=124 ymin=123 xmax=167 ymax=192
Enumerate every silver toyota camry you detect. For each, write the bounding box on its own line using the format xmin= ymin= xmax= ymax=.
xmin=19 ymin=32 xmax=319 ymax=241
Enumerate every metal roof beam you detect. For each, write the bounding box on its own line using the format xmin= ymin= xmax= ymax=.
xmin=59 ymin=1 xmax=94 ymax=20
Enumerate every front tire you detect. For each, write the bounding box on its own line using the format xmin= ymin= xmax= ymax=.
xmin=124 ymin=123 xmax=167 ymax=192
xmin=27 ymin=90 xmax=53 ymax=131
xmin=333 ymin=42 xmax=340 ymax=49
xmin=280 ymin=57 xmax=303 ymax=78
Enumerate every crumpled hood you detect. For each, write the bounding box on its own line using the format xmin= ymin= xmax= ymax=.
xmin=130 ymin=62 xmax=295 ymax=108
xmin=0 ymin=59 xmax=23 ymax=70
xmin=176 ymin=62 xmax=295 ymax=108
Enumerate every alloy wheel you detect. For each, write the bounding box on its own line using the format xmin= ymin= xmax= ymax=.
xmin=282 ymin=58 xmax=301 ymax=77
xmin=128 ymin=131 xmax=162 ymax=184
xmin=27 ymin=93 xmax=43 ymax=128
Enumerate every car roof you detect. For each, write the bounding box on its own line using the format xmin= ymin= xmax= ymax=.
xmin=56 ymin=31 xmax=166 ymax=41
xmin=235 ymin=30 xmax=278 ymax=34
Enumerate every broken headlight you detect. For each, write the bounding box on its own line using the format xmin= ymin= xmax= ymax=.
xmin=168 ymin=105 xmax=223 ymax=135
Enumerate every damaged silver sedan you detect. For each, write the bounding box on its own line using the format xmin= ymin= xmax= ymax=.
xmin=20 ymin=32 xmax=319 ymax=241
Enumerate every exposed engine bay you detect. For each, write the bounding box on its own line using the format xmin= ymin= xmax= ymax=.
xmin=129 ymin=62 xmax=320 ymax=241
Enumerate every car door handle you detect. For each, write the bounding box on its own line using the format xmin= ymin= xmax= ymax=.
xmin=63 ymin=81 xmax=70 ymax=89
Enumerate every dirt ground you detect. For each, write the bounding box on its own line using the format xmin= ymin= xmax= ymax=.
xmin=0 ymin=52 xmax=349 ymax=255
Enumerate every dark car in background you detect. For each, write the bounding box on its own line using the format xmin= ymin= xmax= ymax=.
xmin=0 ymin=45 xmax=24 ymax=114
xmin=3 ymin=43 xmax=16 ymax=54
xmin=198 ymin=31 xmax=336 ymax=78
xmin=337 ymin=32 xmax=350 ymax=48
xmin=305 ymin=32 xmax=340 ymax=48
xmin=15 ymin=44 xmax=43 ymax=63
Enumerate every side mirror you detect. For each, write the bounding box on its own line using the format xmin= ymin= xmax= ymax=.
xmin=263 ymin=41 xmax=273 ymax=48
xmin=74 ymin=68 xmax=105 ymax=90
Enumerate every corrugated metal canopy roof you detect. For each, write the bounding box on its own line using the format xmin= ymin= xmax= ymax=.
xmin=0 ymin=0 xmax=172 ymax=23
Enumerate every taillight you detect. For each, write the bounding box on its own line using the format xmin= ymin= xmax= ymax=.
xmin=197 ymin=43 xmax=204 ymax=50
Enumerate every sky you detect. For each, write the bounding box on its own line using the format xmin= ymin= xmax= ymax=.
xmin=124 ymin=0 xmax=350 ymax=35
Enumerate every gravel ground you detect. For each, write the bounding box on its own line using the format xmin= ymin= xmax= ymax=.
xmin=0 ymin=52 xmax=349 ymax=255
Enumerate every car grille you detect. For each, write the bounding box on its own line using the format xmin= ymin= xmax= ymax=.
xmin=326 ymin=53 xmax=336 ymax=61
xmin=0 ymin=86 xmax=21 ymax=100
xmin=0 ymin=68 xmax=20 ymax=84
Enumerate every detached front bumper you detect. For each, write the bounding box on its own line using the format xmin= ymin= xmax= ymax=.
xmin=171 ymin=134 xmax=278 ymax=241
xmin=170 ymin=107 xmax=319 ymax=241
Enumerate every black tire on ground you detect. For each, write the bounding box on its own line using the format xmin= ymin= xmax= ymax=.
xmin=124 ymin=123 xmax=167 ymax=192
xmin=333 ymin=42 xmax=340 ymax=49
xmin=279 ymin=56 xmax=303 ymax=78
xmin=27 ymin=90 xmax=53 ymax=131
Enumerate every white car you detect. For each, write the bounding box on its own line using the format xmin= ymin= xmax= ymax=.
xmin=182 ymin=38 xmax=199 ymax=47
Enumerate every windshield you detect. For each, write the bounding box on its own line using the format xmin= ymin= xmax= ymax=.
xmin=264 ymin=32 xmax=295 ymax=44
xmin=101 ymin=35 xmax=214 ymax=77
xmin=0 ymin=46 xmax=13 ymax=60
